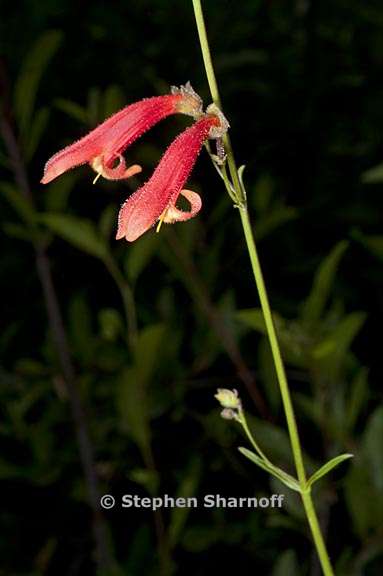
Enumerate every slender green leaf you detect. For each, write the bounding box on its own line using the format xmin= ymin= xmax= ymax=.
xmin=87 ymin=87 xmax=101 ymax=125
xmin=2 ymin=222 xmax=35 ymax=242
xmin=346 ymin=368 xmax=368 ymax=432
xmin=246 ymin=415 xmax=310 ymax=469
xmin=117 ymin=326 xmax=166 ymax=454
xmin=25 ymin=107 xmax=50 ymax=161
xmin=14 ymin=30 xmax=63 ymax=134
xmin=302 ymin=241 xmax=348 ymax=325
xmin=0 ymin=182 xmax=36 ymax=224
xmin=272 ymin=550 xmax=300 ymax=576
xmin=68 ymin=294 xmax=94 ymax=363
xmin=238 ymin=164 xmax=247 ymax=199
xmin=361 ymin=163 xmax=383 ymax=183
xmin=346 ymin=473 xmax=371 ymax=537
xmin=43 ymin=173 xmax=77 ymax=212
xmin=311 ymin=312 xmax=366 ymax=363
xmin=40 ymin=213 xmax=108 ymax=259
xmin=103 ymin=85 xmax=126 ymax=118
xmin=255 ymin=206 xmax=297 ymax=241
xmin=0 ymin=459 xmax=27 ymax=480
xmin=117 ymin=366 xmax=151 ymax=453
xmin=238 ymin=447 xmax=301 ymax=492
xmin=307 ymin=454 xmax=353 ymax=488
xmin=363 ymin=406 xmax=383 ymax=492
xmin=351 ymin=230 xmax=383 ymax=261
xmin=54 ymin=98 xmax=88 ymax=124
xmin=133 ymin=324 xmax=166 ymax=385
xmin=345 ymin=407 xmax=383 ymax=537
xmin=128 ymin=468 xmax=158 ymax=495
xmin=125 ymin=233 xmax=160 ymax=283
xmin=237 ymin=309 xmax=307 ymax=367
xmin=236 ymin=308 xmax=266 ymax=332
xmin=99 ymin=205 xmax=117 ymax=240
xmin=98 ymin=308 xmax=123 ymax=342
xmin=294 ymin=393 xmax=322 ymax=427
xmin=252 ymin=174 xmax=274 ymax=213
xmin=169 ymin=460 xmax=201 ymax=547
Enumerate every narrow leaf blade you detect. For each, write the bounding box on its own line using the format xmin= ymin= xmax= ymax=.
xmin=14 ymin=30 xmax=63 ymax=134
xmin=307 ymin=454 xmax=353 ymax=488
xmin=238 ymin=447 xmax=301 ymax=492
xmin=302 ymin=241 xmax=348 ymax=325
xmin=40 ymin=213 xmax=108 ymax=259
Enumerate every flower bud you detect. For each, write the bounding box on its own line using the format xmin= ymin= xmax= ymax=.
xmin=220 ymin=408 xmax=237 ymax=420
xmin=215 ymin=388 xmax=241 ymax=410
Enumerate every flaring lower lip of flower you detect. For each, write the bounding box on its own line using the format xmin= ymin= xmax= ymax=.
xmin=116 ymin=112 xmax=225 ymax=242
xmin=41 ymin=85 xmax=203 ymax=185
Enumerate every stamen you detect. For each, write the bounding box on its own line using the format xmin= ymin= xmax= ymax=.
xmin=156 ymin=211 xmax=167 ymax=233
xmin=91 ymin=154 xmax=142 ymax=181
xmin=93 ymin=172 xmax=102 ymax=184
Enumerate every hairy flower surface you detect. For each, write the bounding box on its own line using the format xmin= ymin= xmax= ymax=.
xmin=116 ymin=113 xmax=220 ymax=242
xmin=41 ymin=88 xmax=202 ymax=184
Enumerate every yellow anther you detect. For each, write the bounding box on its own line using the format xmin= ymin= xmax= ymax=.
xmin=92 ymin=172 xmax=102 ymax=185
xmin=156 ymin=211 xmax=167 ymax=233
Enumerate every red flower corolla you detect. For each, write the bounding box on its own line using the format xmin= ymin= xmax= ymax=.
xmin=116 ymin=112 xmax=222 ymax=242
xmin=41 ymin=84 xmax=202 ymax=184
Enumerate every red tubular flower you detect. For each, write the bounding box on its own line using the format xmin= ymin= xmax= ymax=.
xmin=116 ymin=113 xmax=221 ymax=242
xmin=41 ymin=84 xmax=203 ymax=184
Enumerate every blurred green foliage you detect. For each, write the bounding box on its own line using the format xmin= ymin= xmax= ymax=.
xmin=1 ymin=1 xmax=383 ymax=575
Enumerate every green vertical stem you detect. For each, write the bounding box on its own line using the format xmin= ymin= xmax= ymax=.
xmin=239 ymin=209 xmax=333 ymax=576
xmin=192 ymin=0 xmax=243 ymax=198
xmin=239 ymin=209 xmax=307 ymax=483
xmin=192 ymin=1 xmax=334 ymax=575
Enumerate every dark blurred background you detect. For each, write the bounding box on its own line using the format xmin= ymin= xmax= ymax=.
xmin=1 ymin=1 xmax=383 ymax=574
